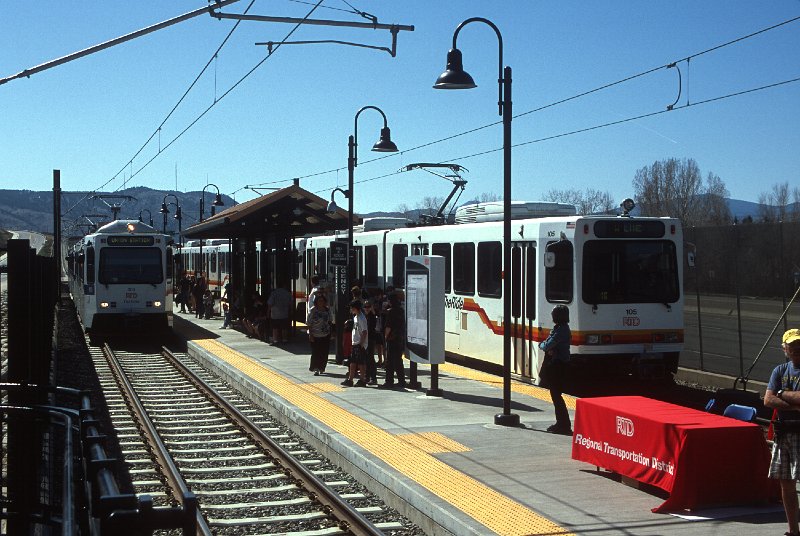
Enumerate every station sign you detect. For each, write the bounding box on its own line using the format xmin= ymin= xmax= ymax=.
xmin=330 ymin=240 xmax=349 ymax=267
xmin=404 ymin=255 xmax=445 ymax=364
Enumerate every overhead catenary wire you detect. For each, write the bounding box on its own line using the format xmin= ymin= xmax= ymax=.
xmin=250 ymin=14 xmax=800 ymax=193
xmin=324 ymin=74 xmax=800 ymax=197
xmin=63 ymin=0 xmax=261 ymax=217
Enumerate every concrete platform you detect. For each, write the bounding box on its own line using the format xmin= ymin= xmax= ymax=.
xmin=172 ymin=310 xmax=787 ymax=536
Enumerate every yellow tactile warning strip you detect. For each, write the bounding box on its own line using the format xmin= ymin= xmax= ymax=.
xmin=196 ymin=339 xmax=574 ymax=536
xmin=303 ymin=382 xmax=345 ymax=394
xmin=438 ymin=362 xmax=578 ymax=411
xmin=396 ymin=432 xmax=471 ymax=454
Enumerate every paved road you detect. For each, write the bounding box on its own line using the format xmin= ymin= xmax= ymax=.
xmin=683 ymin=294 xmax=800 ymax=382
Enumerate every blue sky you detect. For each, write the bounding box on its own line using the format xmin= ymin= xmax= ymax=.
xmin=2 ymin=1 xmax=799 ymax=216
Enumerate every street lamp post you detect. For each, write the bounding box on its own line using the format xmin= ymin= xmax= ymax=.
xmin=138 ymin=209 xmax=153 ymax=227
xmin=327 ymin=106 xmax=398 ymax=361
xmin=434 ymin=17 xmax=519 ymax=427
xmin=199 ymin=184 xmax=225 ymax=282
xmin=159 ymin=194 xmax=183 ymax=248
xmin=200 ymin=184 xmax=225 ymax=223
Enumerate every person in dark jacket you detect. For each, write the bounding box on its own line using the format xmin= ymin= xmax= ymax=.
xmin=381 ymin=293 xmax=406 ymax=389
xmin=539 ymin=304 xmax=572 ymax=435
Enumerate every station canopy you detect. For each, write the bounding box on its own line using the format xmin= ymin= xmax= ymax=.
xmin=183 ymin=184 xmax=354 ymax=240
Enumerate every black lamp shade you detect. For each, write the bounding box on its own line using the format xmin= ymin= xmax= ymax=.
xmin=372 ymin=126 xmax=398 ymax=152
xmin=174 ymin=206 xmax=182 ymax=220
xmin=160 ymin=202 xmax=169 ymax=214
xmin=213 ymin=193 xmax=224 ymax=207
xmin=433 ymin=48 xmax=477 ymax=89
xmin=327 ymin=200 xmax=338 ymax=213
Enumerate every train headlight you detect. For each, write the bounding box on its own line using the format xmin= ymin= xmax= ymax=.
xmin=100 ymin=301 xmax=110 ymax=308
xmin=153 ymin=301 xmax=162 ymax=307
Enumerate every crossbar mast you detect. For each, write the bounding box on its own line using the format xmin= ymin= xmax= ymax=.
xmin=0 ymin=0 xmax=241 ymax=86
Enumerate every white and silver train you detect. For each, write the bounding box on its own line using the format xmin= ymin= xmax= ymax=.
xmin=67 ymin=220 xmax=174 ymax=332
xmin=180 ymin=201 xmax=684 ymax=381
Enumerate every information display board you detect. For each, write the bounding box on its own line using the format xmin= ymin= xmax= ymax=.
xmin=405 ymin=255 xmax=444 ymax=364
xmin=330 ymin=241 xmax=348 ymax=267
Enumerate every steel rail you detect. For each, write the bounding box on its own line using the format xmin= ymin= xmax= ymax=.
xmin=161 ymin=347 xmax=385 ymax=536
xmin=102 ymin=344 xmax=209 ymax=536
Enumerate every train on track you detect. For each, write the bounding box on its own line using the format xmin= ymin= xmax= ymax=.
xmin=66 ymin=219 xmax=174 ymax=332
xmin=179 ymin=201 xmax=685 ymax=381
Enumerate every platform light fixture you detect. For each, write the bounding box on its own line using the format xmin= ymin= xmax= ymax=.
xmin=330 ymin=105 xmax=398 ymax=362
xmin=434 ymin=17 xmax=519 ymax=427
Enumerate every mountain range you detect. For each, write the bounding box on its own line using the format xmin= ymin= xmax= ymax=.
xmin=0 ymin=186 xmax=784 ymax=235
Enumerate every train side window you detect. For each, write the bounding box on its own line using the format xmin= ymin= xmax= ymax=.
xmin=319 ymin=248 xmax=327 ymax=278
xmin=365 ymin=245 xmax=378 ymax=285
xmin=545 ymin=240 xmax=573 ymax=303
xmin=526 ymin=246 xmax=536 ymax=319
xmin=292 ymin=248 xmax=300 ymax=281
xmin=354 ymin=246 xmax=363 ymax=283
xmin=477 ymin=241 xmax=502 ymax=298
xmin=166 ymin=247 xmax=173 ymax=279
xmin=392 ymin=244 xmax=408 ymax=288
xmin=431 ymin=243 xmax=451 ymax=292
xmin=512 ymin=247 xmax=521 ymax=317
xmin=307 ymin=249 xmax=316 ymax=279
xmin=211 ymin=252 xmax=217 ymax=273
xmin=453 ymin=242 xmax=475 ymax=295
xmin=86 ymin=246 xmax=95 ymax=284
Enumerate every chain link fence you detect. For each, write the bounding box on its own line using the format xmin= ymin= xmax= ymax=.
xmin=683 ymin=221 xmax=800 ymax=383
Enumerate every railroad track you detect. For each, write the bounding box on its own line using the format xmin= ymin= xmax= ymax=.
xmin=91 ymin=342 xmax=411 ymax=535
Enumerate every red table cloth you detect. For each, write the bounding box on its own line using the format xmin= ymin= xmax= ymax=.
xmin=572 ymin=396 xmax=776 ymax=512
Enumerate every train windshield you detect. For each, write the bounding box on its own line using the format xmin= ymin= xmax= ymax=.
xmin=99 ymin=247 xmax=163 ymax=284
xmin=582 ymin=240 xmax=679 ymax=304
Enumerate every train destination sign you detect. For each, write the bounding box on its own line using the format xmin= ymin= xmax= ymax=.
xmin=594 ymin=220 xmax=665 ymax=239
xmin=107 ymin=236 xmax=155 ymax=246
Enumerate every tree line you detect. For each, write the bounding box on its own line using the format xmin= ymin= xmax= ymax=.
xmin=395 ymin=157 xmax=799 ymax=227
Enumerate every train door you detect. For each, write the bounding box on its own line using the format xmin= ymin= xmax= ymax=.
xmin=511 ymin=242 xmax=536 ymax=378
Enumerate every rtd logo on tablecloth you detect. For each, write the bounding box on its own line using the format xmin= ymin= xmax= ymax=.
xmin=616 ymin=416 xmax=634 ymax=436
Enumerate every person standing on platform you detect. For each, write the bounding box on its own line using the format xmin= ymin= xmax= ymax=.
xmin=193 ymin=274 xmax=206 ymax=319
xmin=381 ymin=293 xmax=406 ymax=389
xmin=267 ymin=281 xmax=292 ymax=344
xmin=764 ymin=328 xmax=800 ymax=536
xmin=364 ymin=300 xmax=378 ymax=385
xmin=538 ymin=304 xmax=572 ymax=435
xmin=307 ymin=275 xmax=323 ymax=311
xmin=342 ymin=301 xmax=368 ymax=387
xmin=179 ymin=275 xmax=191 ymax=313
xmin=373 ymin=288 xmax=386 ymax=368
xmin=306 ymin=294 xmax=332 ymax=375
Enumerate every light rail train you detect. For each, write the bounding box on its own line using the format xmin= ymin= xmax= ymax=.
xmin=66 ymin=220 xmax=174 ymax=332
xmin=179 ymin=201 xmax=684 ymax=381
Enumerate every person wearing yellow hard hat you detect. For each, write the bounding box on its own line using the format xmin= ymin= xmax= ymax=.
xmin=765 ymin=328 xmax=800 ymax=536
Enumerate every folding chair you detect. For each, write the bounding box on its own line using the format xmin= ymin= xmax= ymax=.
xmin=723 ymin=404 xmax=757 ymax=422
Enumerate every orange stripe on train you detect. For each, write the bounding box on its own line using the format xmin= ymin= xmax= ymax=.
xmin=462 ymin=298 xmax=683 ymax=345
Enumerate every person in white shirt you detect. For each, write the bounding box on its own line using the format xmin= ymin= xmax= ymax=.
xmin=341 ymin=300 xmax=368 ymax=387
